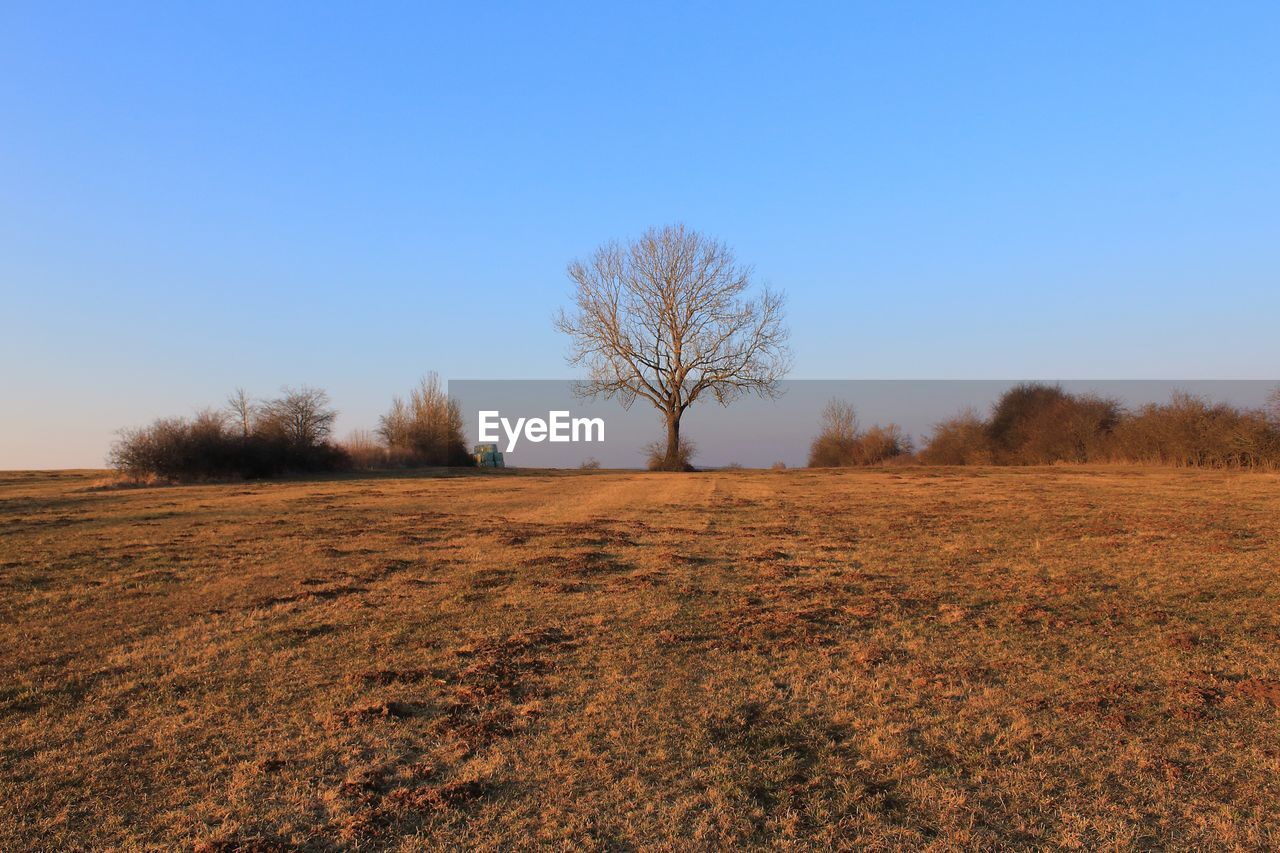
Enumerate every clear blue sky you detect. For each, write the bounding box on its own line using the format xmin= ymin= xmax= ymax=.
xmin=2 ymin=2 xmax=1277 ymax=468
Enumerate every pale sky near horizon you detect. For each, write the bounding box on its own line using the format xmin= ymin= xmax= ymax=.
xmin=2 ymin=2 xmax=1277 ymax=468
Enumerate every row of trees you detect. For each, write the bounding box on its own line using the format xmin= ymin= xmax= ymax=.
xmin=920 ymin=384 xmax=1280 ymax=468
xmin=110 ymin=376 xmax=473 ymax=480
xmin=108 ymin=227 xmax=1276 ymax=477
xmin=110 ymin=386 xmax=348 ymax=480
xmin=808 ymin=384 xmax=1280 ymax=469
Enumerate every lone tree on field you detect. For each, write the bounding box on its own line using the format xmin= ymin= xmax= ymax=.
xmin=556 ymin=224 xmax=791 ymax=470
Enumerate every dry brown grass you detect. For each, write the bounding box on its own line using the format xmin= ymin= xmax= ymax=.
xmin=2 ymin=466 xmax=1279 ymax=849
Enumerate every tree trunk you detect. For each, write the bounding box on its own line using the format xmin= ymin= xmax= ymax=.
xmin=663 ymin=413 xmax=682 ymax=470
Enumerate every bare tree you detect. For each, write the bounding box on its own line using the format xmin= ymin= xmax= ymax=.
xmin=808 ymin=398 xmax=859 ymax=468
xmin=226 ymin=388 xmax=256 ymax=438
xmin=378 ymin=396 xmax=412 ymax=449
xmin=555 ymin=224 xmax=790 ymax=470
xmin=260 ymin=386 xmax=337 ymax=447
xmin=377 ymin=373 xmax=469 ymax=465
xmin=820 ymin=399 xmax=859 ymax=444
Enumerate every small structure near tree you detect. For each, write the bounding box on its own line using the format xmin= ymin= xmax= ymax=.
xmin=473 ymin=443 xmax=505 ymax=468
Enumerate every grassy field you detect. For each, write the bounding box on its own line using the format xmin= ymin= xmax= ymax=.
xmin=2 ymin=467 xmax=1278 ymax=850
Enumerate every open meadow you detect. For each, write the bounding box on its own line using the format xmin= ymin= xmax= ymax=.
xmin=2 ymin=467 xmax=1278 ymax=849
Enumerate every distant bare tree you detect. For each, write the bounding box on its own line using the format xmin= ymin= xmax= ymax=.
xmin=378 ymin=396 xmax=412 ymax=449
xmin=822 ymin=399 xmax=859 ymax=443
xmin=226 ymin=388 xmax=256 ymax=438
xmin=555 ymin=224 xmax=790 ymax=470
xmin=807 ymin=399 xmax=857 ymax=467
xmin=1268 ymin=386 xmax=1280 ymax=427
xmin=260 ymin=386 xmax=337 ymax=447
xmin=377 ymin=373 xmax=470 ymax=465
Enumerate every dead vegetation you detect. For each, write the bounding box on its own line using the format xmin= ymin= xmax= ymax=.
xmin=1 ymin=466 xmax=1279 ymax=848
xmin=919 ymin=383 xmax=1280 ymax=468
xmin=808 ymin=398 xmax=913 ymax=467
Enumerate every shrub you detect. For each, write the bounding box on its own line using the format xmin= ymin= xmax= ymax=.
xmin=919 ymin=388 xmax=1280 ymax=469
xmin=918 ymin=409 xmax=993 ymax=465
xmin=645 ymin=437 xmax=696 ymax=471
xmin=579 ymin=457 xmax=601 ymax=470
xmin=110 ymin=391 xmax=350 ymax=481
xmin=808 ymin=399 xmax=913 ymax=467
xmin=341 ymin=430 xmax=388 ymax=470
xmin=1107 ymin=393 xmax=1280 ymax=468
xmin=853 ymin=423 xmax=914 ymax=465
xmin=986 ymin=383 xmax=1070 ymax=460
xmin=980 ymin=383 xmax=1119 ymax=464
